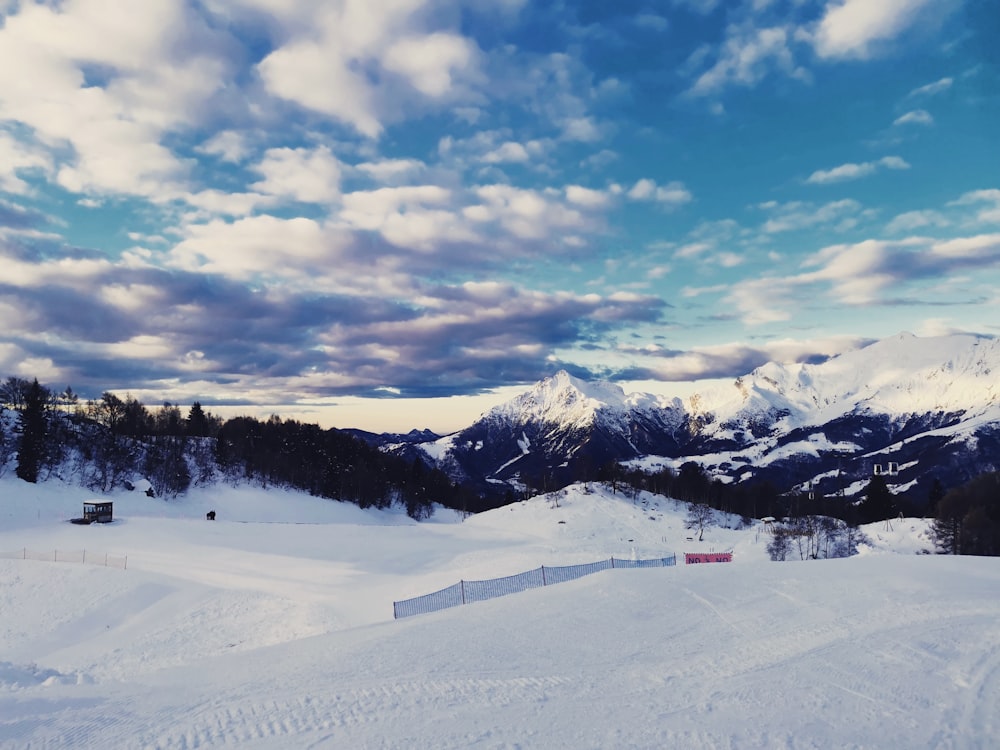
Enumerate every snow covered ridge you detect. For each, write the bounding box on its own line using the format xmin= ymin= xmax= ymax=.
xmin=416 ymin=332 xmax=1000 ymax=504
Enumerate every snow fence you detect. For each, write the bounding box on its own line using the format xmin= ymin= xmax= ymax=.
xmin=393 ymin=554 xmax=676 ymax=619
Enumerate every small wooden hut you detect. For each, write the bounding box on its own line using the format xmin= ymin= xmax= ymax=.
xmin=82 ymin=501 xmax=113 ymax=524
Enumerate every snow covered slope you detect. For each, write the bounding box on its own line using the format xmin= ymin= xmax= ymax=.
xmin=0 ymin=478 xmax=995 ymax=749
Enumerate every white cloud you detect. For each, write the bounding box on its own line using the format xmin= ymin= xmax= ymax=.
xmin=813 ymin=0 xmax=939 ymax=60
xmin=885 ymin=209 xmax=950 ymax=234
xmin=628 ymin=179 xmax=692 ymax=207
xmin=168 ymin=215 xmax=336 ymax=280
xmin=255 ymin=2 xmax=484 ymax=138
xmin=383 ymin=33 xmax=478 ymax=98
xmin=560 ymin=116 xmax=603 ymax=142
xmin=688 ymin=24 xmax=807 ymax=96
xmin=337 ymin=185 xmax=479 ymax=251
xmin=675 ymin=241 xmax=713 ymax=259
xmin=482 ymin=142 xmax=532 ymax=164
xmin=760 ymin=199 xmax=866 ymax=233
xmin=250 ymin=146 xmax=343 ymax=204
xmin=893 ymin=109 xmax=933 ymax=126
xmin=184 ymin=190 xmax=271 ymax=217
xmin=197 ymin=131 xmax=253 ymax=164
xmin=806 ymin=155 xmax=910 ymax=184
xmin=806 ymin=162 xmax=876 ymax=184
xmin=0 ymin=131 xmax=52 ymax=194
xmin=257 ymin=40 xmax=383 ymax=138
xmin=907 ymin=77 xmax=953 ymax=98
xmin=356 ymin=158 xmax=426 ymax=184
xmin=565 ymin=185 xmax=611 ymax=208
xmin=0 ymin=0 xmax=231 ymax=199
xmin=467 ymin=184 xmax=595 ymax=242
xmin=948 ymin=189 xmax=1000 ymax=225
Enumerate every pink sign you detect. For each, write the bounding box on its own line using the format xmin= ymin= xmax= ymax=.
xmin=685 ymin=552 xmax=733 ymax=564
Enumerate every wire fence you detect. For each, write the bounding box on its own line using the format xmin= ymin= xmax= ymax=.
xmin=394 ymin=554 xmax=676 ymax=619
xmin=0 ymin=548 xmax=128 ymax=569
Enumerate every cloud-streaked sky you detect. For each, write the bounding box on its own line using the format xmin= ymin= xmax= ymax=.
xmin=1 ymin=0 xmax=998 ymax=431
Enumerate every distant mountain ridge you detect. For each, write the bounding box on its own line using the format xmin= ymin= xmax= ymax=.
xmin=406 ymin=332 xmax=1000 ymax=507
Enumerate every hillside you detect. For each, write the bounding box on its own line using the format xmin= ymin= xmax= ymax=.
xmin=3 ymin=478 xmax=995 ymax=749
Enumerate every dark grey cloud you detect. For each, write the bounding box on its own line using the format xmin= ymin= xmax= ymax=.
xmin=0 ymin=244 xmax=668 ymax=401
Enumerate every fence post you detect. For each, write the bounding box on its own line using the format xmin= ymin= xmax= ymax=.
xmin=542 ymin=566 xmax=547 ymax=586
xmin=610 ymin=557 xmax=615 ymax=569
xmin=460 ymin=580 xmax=465 ymax=605
xmin=124 ymin=555 xmax=127 ymax=570
xmin=82 ymin=550 xmax=86 ymax=564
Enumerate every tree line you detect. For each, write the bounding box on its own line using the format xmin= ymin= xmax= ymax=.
xmin=600 ymin=459 xmax=1000 ymax=557
xmin=0 ymin=376 xmax=481 ymax=519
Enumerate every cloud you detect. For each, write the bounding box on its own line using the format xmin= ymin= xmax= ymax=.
xmin=356 ymin=158 xmax=427 ymax=185
xmin=812 ymin=0 xmax=940 ymax=60
xmin=382 ymin=33 xmax=478 ymax=98
xmin=481 ymin=141 xmax=532 ymax=164
xmin=565 ymin=185 xmax=612 ymax=208
xmin=466 ymin=184 xmax=597 ymax=243
xmin=254 ymin=2 xmax=486 ymax=138
xmin=0 ymin=239 xmax=666 ymax=400
xmin=687 ymin=23 xmax=808 ymax=97
xmin=0 ymin=199 xmax=51 ymax=231
xmin=621 ymin=334 xmax=872 ymax=381
xmin=806 ymin=155 xmax=910 ymax=184
xmin=627 ymin=179 xmax=692 ymax=207
xmin=721 ymin=229 xmax=1000 ymax=324
xmin=250 ymin=146 xmax=343 ymax=204
xmin=949 ymin=189 xmax=1000 ymax=225
xmin=907 ymin=77 xmax=953 ymax=98
xmin=885 ymin=209 xmax=950 ymax=234
xmin=166 ymin=215 xmax=338 ymax=281
xmin=196 ymin=131 xmax=254 ymax=164
xmin=338 ymin=185 xmax=478 ymax=252
xmin=758 ymin=199 xmax=868 ymax=234
xmin=0 ymin=131 xmax=53 ymax=194
xmin=893 ymin=109 xmax=934 ymax=126
xmin=0 ymin=0 xmax=232 ymax=200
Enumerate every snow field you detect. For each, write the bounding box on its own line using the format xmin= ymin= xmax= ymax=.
xmin=0 ymin=477 xmax=996 ymax=748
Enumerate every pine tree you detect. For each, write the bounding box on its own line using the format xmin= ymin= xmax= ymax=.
xmin=186 ymin=402 xmax=210 ymax=437
xmin=16 ymin=379 xmax=48 ymax=483
xmin=860 ymin=474 xmax=894 ymax=524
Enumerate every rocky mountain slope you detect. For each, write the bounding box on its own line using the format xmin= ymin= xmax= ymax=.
xmin=411 ymin=332 xmax=1000 ymax=506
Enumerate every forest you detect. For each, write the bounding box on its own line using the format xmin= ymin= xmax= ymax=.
xmin=0 ymin=376 xmax=480 ymax=519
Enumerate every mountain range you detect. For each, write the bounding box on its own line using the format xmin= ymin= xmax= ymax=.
xmin=390 ymin=332 xmax=1000 ymax=509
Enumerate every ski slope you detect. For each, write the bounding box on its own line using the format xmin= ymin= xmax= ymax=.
xmin=1 ymin=478 xmax=997 ymax=749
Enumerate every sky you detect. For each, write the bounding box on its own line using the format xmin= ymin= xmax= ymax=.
xmin=1 ymin=0 xmax=998 ymax=432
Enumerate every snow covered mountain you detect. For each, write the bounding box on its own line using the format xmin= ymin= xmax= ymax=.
xmin=415 ymin=333 xmax=1000 ymax=507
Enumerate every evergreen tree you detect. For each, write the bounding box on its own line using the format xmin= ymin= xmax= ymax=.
xmin=859 ymin=474 xmax=894 ymax=524
xmin=932 ymin=472 xmax=1000 ymax=556
xmin=16 ymin=379 xmax=48 ymax=483
xmin=186 ymin=402 xmax=210 ymax=437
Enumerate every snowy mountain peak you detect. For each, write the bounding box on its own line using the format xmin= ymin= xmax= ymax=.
xmin=490 ymin=369 xmax=629 ymax=427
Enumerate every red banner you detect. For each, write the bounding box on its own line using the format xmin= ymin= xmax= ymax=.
xmin=684 ymin=552 xmax=733 ymax=564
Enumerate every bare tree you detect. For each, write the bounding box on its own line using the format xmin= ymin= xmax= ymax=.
xmin=685 ymin=502 xmax=713 ymax=541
